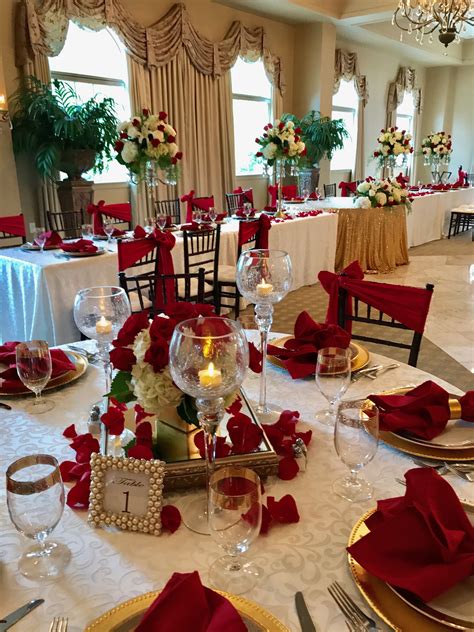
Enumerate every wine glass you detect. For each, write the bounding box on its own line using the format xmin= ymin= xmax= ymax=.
xmin=103 ymin=219 xmax=115 ymax=248
xmin=81 ymin=224 xmax=93 ymax=240
xmin=6 ymin=454 xmax=71 ymax=578
xmin=208 ymin=466 xmax=262 ymax=594
xmin=157 ymin=213 xmax=167 ymax=231
xmin=301 ymin=186 xmax=310 ymax=202
xmin=236 ymin=249 xmax=293 ymax=416
xmin=169 ymin=317 xmax=249 ymax=534
xmin=315 ymin=347 xmax=351 ymax=426
xmin=314 ymin=188 xmax=321 ymax=201
xmin=334 ymin=399 xmax=379 ymax=501
xmin=208 ymin=207 xmax=217 ymax=224
xmin=33 ymin=227 xmax=47 ymax=253
xmin=73 ymin=287 xmax=131 ymax=396
xmin=243 ymin=202 xmax=252 ymax=220
xmin=193 ymin=209 xmax=202 ymax=228
xmin=15 ymin=341 xmax=54 ymax=413
xmin=144 ymin=217 xmax=155 ymax=235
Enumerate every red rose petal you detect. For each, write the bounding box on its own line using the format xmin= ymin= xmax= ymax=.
xmin=128 ymin=444 xmax=154 ymax=460
xmin=294 ymin=430 xmax=312 ymax=446
xmin=101 ymin=407 xmax=125 ymax=436
xmin=278 ymin=456 xmax=300 ymax=480
xmin=267 ymin=494 xmax=300 ymax=523
xmin=135 ymin=404 xmax=153 ymax=423
xmin=228 ymin=416 xmax=263 ymax=454
xmin=260 ymin=504 xmax=272 ymax=534
xmin=194 ymin=431 xmax=231 ymax=459
xmin=60 ymin=460 xmax=79 ymax=482
xmin=161 ymin=505 xmax=181 ymax=533
xmin=136 ymin=420 xmax=153 ymax=441
xmin=66 ymin=470 xmax=91 ymax=509
xmin=248 ymin=342 xmax=262 ymax=373
xmin=275 ymin=410 xmax=300 ymax=434
xmin=226 ymin=397 xmax=242 ymax=416
xmin=63 ymin=424 xmax=77 ymax=439
xmin=261 ymin=424 xmax=285 ymax=452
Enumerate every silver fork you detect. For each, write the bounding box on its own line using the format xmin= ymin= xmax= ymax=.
xmin=444 ymin=462 xmax=474 ymax=482
xmin=328 ymin=582 xmax=380 ymax=631
xmin=49 ymin=617 xmax=68 ymax=632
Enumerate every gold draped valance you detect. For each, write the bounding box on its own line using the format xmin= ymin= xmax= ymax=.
xmin=387 ymin=66 xmax=422 ymax=114
xmin=333 ymin=49 xmax=369 ymax=107
xmin=15 ymin=0 xmax=285 ymax=93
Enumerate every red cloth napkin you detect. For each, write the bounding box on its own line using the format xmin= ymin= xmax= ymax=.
xmin=201 ymin=212 xmax=227 ymax=222
xmin=34 ymin=230 xmax=62 ymax=247
xmin=234 ymin=208 xmax=256 ymax=218
xmin=133 ymin=225 xmax=147 ymax=238
xmin=368 ymin=380 xmax=474 ymax=440
xmin=267 ymin=311 xmax=351 ymax=379
xmin=0 ymin=214 xmax=26 ymax=237
xmin=135 ymin=571 xmax=246 ymax=632
xmin=0 ymin=342 xmax=75 ymax=393
xmin=60 ymin=239 xmax=98 ymax=253
xmin=348 ymin=468 xmax=474 ymax=603
xmin=94 ymin=226 xmax=126 ymax=237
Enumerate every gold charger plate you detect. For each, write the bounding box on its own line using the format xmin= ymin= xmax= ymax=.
xmin=348 ymin=509 xmax=474 ymax=631
xmin=268 ymin=336 xmax=370 ymax=374
xmin=85 ymin=590 xmax=290 ymax=632
xmin=0 ymin=351 xmax=88 ymax=397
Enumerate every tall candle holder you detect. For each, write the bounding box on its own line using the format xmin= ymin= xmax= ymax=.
xmin=169 ymin=317 xmax=249 ymax=534
xmin=236 ymin=250 xmax=292 ymax=416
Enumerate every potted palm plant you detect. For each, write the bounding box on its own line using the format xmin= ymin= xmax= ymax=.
xmin=281 ymin=111 xmax=348 ymax=191
xmin=10 ymin=76 xmax=118 ymax=200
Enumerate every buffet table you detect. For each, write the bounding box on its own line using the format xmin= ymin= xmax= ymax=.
xmin=0 ymin=335 xmax=471 ymax=632
xmin=0 ymin=212 xmax=338 ymax=345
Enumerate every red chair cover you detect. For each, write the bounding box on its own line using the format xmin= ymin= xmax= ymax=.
xmin=338 ymin=181 xmax=357 ymax=197
xmin=455 ymin=166 xmax=467 ymax=187
xmin=268 ymin=184 xmax=298 ymax=206
xmin=87 ymin=200 xmax=132 ymax=233
xmin=117 ymin=230 xmax=176 ymax=309
xmin=318 ymin=261 xmax=433 ymax=334
xmin=232 ymin=186 xmax=254 ymax=206
xmin=181 ymin=190 xmax=215 ymax=222
xmin=238 ymin=215 xmax=271 ymax=249
xmin=0 ymin=214 xmax=26 ymax=237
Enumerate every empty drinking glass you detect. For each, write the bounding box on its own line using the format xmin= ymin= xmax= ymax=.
xmin=243 ymin=202 xmax=253 ymax=219
xmin=16 ymin=341 xmax=54 ymax=413
xmin=157 ymin=213 xmax=167 ymax=231
xmin=208 ymin=207 xmax=217 ymax=223
xmin=208 ymin=466 xmax=262 ymax=594
xmin=33 ymin=227 xmax=47 ymax=252
xmin=315 ymin=347 xmax=351 ymax=426
xmin=6 ymin=454 xmax=71 ymax=578
xmin=81 ymin=224 xmax=93 ymax=239
xmin=103 ymin=219 xmax=115 ymax=247
xmin=144 ymin=217 xmax=155 ymax=234
xmin=333 ymin=399 xmax=379 ymax=501
xmin=193 ymin=209 xmax=203 ymax=227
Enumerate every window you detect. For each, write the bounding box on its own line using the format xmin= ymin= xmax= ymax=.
xmin=231 ymin=57 xmax=272 ymax=176
xmin=396 ymin=91 xmax=415 ymax=171
xmin=331 ymin=79 xmax=359 ymax=172
xmin=49 ymin=22 xmax=130 ymax=184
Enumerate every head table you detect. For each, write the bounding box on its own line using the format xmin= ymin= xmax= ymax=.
xmin=0 ymin=332 xmax=471 ymax=632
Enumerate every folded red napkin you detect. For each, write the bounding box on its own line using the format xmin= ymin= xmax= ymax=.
xmin=267 ymin=311 xmax=351 ymax=379
xmin=133 ymin=225 xmax=147 ymax=238
xmin=94 ymin=226 xmax=126 ymax=237
xmin=368 ymin=381 xmax=474 ymax=440
xmin=348 ymin=468 xmax=474 ymax=602
xmin=136 ymin=571 xmax=246 ymax=632
xmin=234 ymin=208 xmax=256 ymax=218
xmin=60 ymin=239 xmax=98 ymax=253
xmin=201 ymin=212 xmax=227 ymax=222
xmin=34 ymin=230 xmax=62 ymax=247
xmin=0 ymin=342 xmax=75 ymax=392
xmin=263 ymin=205 xmax=277 ymax=213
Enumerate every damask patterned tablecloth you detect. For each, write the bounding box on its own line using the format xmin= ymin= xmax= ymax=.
xmin=0 ymin=336 xmax=471 ymax=632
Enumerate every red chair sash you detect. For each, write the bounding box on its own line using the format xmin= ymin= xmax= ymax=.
xmin=268 ymin=184 xmax=298 ymax=206
xmin=238 ymin=215 xmax=271 ymax=249
xmin=233 ymin=186 xmax=254 ymax=205
xmin=338 ymin=181 xmax=357 ymax=197
xmin=181 ymin=191 xmax=214 ymax=222
xmin=0 ymin=214 xmax=26 ymax=237
xmin=87 ymin=200 xmax=132 ymax=233
xmin=318 ymin=261 xmax=432 ymax=334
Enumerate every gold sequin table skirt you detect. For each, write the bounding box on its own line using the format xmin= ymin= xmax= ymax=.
xmin=335 ymin=205 xmax=409 ymax=273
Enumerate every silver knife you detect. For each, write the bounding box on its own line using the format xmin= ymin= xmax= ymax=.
xmin=0 ymin=599 xmax=44 ymax=631
xmin=295 ymin=591 xmax=317 ymax=632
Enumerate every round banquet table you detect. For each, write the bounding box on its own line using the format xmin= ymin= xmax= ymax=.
xmin=0 ymin=334 xmax=472 ymax=632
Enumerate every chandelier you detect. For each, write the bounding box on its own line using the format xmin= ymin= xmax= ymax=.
xmin=392 ymin=1 xmax=474 ymax=47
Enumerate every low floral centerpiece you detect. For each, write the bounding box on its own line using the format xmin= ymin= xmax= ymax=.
xmin=115 ymin=109 xmax=183 ymax=186
xmin=373 ymin=126 xmax=413 ymax=177
xmin=255 ymin=119 xmax=306 ymax=217
xmin=355 ymin=177 xmax=412 ymax=211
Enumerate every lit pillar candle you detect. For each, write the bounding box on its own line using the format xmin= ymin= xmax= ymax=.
xmin=256 ymin=280 xmax=274 ymax=297
xmin=198 ymin=362 xmax=222 ymax=388
xmin=96 ymin=315 xmax=112 ymax=335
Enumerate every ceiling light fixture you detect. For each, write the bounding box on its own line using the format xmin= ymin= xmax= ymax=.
xmin=392 ymin=0 xmax=474 ymax=47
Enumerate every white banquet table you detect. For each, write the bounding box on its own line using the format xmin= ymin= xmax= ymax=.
xmin=0 ymin=334 xmax=471 ymax=632
xmin=0 ymin=214 xmax=338 ymax=346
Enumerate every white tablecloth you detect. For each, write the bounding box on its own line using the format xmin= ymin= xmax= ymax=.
xmin=0 ymin=335 xmax=471 ymax=632
xmin=0 ymin=213 xmax=338 ymax=345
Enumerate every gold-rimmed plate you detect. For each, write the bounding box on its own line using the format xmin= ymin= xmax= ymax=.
xmin=348 ymin=508 xmax=474 ymax=631
xmin=20 ymin=242 xmax=61 ymax=251
xmin=85 ymin=590 xmax=290 ymax=631
xmin=268 ymin=336 xmax=370 ymax=374
xmin=59 ymin=249 xmax=106 ymax=257
xmin=0 ymin=351 xmax=88 ymax=397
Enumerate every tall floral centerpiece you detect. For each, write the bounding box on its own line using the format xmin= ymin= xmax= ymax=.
xmin=355 ymin=177 xmax=412 ymax=211
xmin=255 ymin=119 xmax=306 ymax=218
xmin=373 ymin=126 xmax=413 ymax=178
xmin=420 ymin=131 xmax=452 ymax=184
xmin=115 ymin=109 xmax=183 ymax=210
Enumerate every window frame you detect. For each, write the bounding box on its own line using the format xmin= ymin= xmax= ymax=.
xmin=395 ymin=92 xmax=416 ymax=176
xmin=331 ymin=104 xmax=358 ymax=173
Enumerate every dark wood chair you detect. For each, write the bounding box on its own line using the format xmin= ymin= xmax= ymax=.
xmin=191 ymin=196 xmax=215 ymax=218
xmin=324 ymin=183 xmax=337 ymax=198
xmin=337 ymin=283 xmax=434 ymax=367
xmin=117 ymin=238 xmax=160 ymax=313
xmin=155 ymin=198 xmax=181 ymax=225
xmin=448 ymin=209 xmax=474 ymax=238
xmin=225 ymin=192 xmax=242 ymax=216
xmin=46 ymin=209 xmax=84 ymax=239
xmin=182 ymin=224 xmax=221 ymax=307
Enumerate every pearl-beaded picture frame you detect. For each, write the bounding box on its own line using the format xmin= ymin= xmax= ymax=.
xmin=88 ymin=453 xmax=166 ymax=536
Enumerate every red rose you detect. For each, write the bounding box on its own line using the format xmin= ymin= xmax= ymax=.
xmin=301 ymin=148 xmax=307 ymax=156
xmin=70 ymin=433 xmax=100 ymax=463
xmin=101 ymin=407 xmax=125 ymax=436
xmin=132 ymin=118 xmax=141 ymax=127
xmin=163 ymin=301 xmax=215 ymax=323
xmin=268 ymin=123 xmax=273 ymax=128
xmin=278 ymin=122 xmax=285 ymax=131
xmin=159 ymin=111 xmax=167 ymax=120
xmin=128 ymin=444 xmax=153 ymax=460
xmin=256 ymin=151 xmax=263 ymax=157
xmin=171 ymin=157 xmax=177 ymax=164
xmin=144 ymin=340 xmax=169 ymax=373
xmin=113 ymin=311 xmax=150 ymax=347
xmin=176 ymin=151 xmax=183 ymax=160
xmin=150 ymin=316 xmax=175 ymax=341
xmin=114 ymin=140 xmax=124 ymax=152
xmin=120 ymin=131 xmax=128 ymax=139
xmin=142 ymin=108 xmax=149 ymax=116
xmin=167 ymin=136 xmax=176 ymax=143
xmin=294 ymin=135 xmax=300 ymax=143
xmin=263 ymin=125 xmax=268 ymax=131
xmin=151 ymin=138 xmax=160 ymax=147
xmin=263 ymin=133 xmax=268 ymax=138
xmin=110 ymin=346 xmax=135 ymax=372
xmin=374 ymin=151 xmax=380 ymax=157
xmin=158 ymin=124 xmax=165 ymax=132
xmin=295 ymin=127 xmax=302 ymax=134
xmin=161 ymin=505 xmax=182 ymax=533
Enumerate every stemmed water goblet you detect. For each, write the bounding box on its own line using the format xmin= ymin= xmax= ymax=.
xmin=33 ymin=227 xmax=47 ymax=252
xmin=243 ymin=202 xmax=253 ymax=220
xmin=315 ymin=347 xmax=351 ymax=426
xmin=15 ymin=340 xmax=54 ymax=413
xmin=208 ymin=207 xmax=217 ymax=224
xmin=208 ymin=466 xmax=262 ymax=594
xmin=144 ymin=217 xmax=155 ymax=235
xmin=193 ymin=209 xmax=203 ymax=228
xmin=103 ymin=219 xmax=115 ymax=249
xmin=236 ymin=249 xmax=292 ymax=416
xmin=169 ymin=317 xmax=249 ymax=534
xmin=6 ymin=454 xmax=71 ymax=578
xmin=81 ymin=223 xmax=93 ymax=240
xmin=333 ymin=399 xmax=379 ymax=501
xmin=157 ymin=213 xmax=167 ymax=231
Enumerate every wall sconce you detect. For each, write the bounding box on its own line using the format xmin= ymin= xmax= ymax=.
xmin=0 ymin=55 xmax=10 ymax=125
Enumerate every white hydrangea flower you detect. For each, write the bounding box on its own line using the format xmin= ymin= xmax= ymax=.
xmin=358 ymin=181 xmax=371 ymax=193
xmin=164 ymin=124 xmax=176 ymax=136
xmin=121 ymin=141 xmax=138 ymax=163
xmin=356 ymin=197 xmax=371 ymax=208
xmin=368 ymin=188 xmax=377 ymax=198
xmin=262 ymin=142 xmax=277 ymax=159
xmin=393 ymin=189 xmax=401 ymax=202
xmin=375 ymin=191 xmax=387 ymax=206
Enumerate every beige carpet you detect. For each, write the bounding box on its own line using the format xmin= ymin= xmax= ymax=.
xmin=239 ymin=233 xmax=473 ymax=392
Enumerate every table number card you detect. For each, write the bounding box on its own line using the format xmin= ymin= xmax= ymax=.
xmin=88 ymin=453 xmax=166 ymax=536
